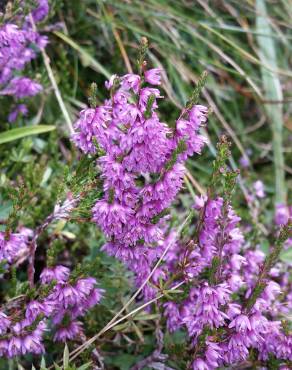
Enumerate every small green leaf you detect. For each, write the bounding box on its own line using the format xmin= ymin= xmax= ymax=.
xmin=61 ymin=231 xmax=76 ymax=240
xmin=77 ymin=362 xmax=93 ymax=370
xmin=132 ymin=321 xmax=144 ymax=342
xmin=63 ymin=343 xmax=69 ymax=369
xmin=279 ymin=248 xmax=292 ymax=263
xmin=40 ymin=357 xmax=47 ymax=370
xmin=260 ymin=239 xmax=270 ymax=255
xmin=134 ymin=313 xmax=160 ymax=321
xmin=165 ymin=289 xmax=183 ymax=294
xmin=0 ymin=125 xmax=55 ymax=145
xmin=113 ymin=321 xmax=130 ymax=331
xmin=0 ymin=199 xmax=12 ymax=222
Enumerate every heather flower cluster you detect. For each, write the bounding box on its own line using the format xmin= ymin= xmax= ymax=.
xmin=0 ymin=194 xmax=104 ymax=359
xmin=162 ymin=196 xmax=292 ymax=369
xmin=0 ymin=228 xmax=31 ymax=265
xmin=72 ymin=67 xmax=208 ymax=302
xmin=0 ymin=263 xmax=103 ymax=357
xmin=0 ymin=0 xmax=49 ymax=121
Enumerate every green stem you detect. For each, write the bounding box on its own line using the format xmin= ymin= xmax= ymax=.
xmin=245 ymin=223 xmax=291 ymax=312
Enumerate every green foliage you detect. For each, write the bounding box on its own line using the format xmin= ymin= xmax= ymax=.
xmin=164 ymin=139 xmax=187 ymax=172
xmin=137 ymin=36 xmax=149 ymax=74
xmin=245 ymin=223 xmax=292 ymax=311
xmin=88 ymin=82 xmax=98 ymax=108
xmin=184 ymin=71 xmax=208 ymax=111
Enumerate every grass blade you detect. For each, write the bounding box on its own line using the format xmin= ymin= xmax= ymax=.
xmin=256 ymin=0 xmax=286 ymax=205
xmin=0 ymin=125 xmax=55 ymax=145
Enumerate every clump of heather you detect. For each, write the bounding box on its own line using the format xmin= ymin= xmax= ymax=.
xmin=162 ymin=193 xmax=291 ymax=368
xmin=72 ymin=61 xmax=208 ymax=302
xmin=154 ymin=140 xmax=291 ymax=369
xmin=0 ymin=193 xmax=104 ymax=360
xmin=0 ymin=1 xmax=49 ymax=121
xmin=71 ymin=48 xmax=291 ymax=368
xmin=0 ymin=263 xmax=103 ymax=357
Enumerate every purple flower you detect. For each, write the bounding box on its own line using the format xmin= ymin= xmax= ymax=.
xmin=8 ymin=104 xmax=28 ymax=123
xmin=0 ymin=231 xmax=29 ymax=263
xmin=92 ymin=200 xmax=133 ymax=239
xmin=75 ymin=277 xmax=97 ymax=296
xmin=275 ymin=334 xmax=292 ymax=360
xmin=199 ymin=198 xmax=223 ymax=263
xmin=183 ymin=283 xmax=230 ymax=338
xmin=275 ymin=204 xmax=290 ymax=225
xmin=6 ymin=321 xmax=46 ymax=357
xmin=175 ymin=117 xmax=208 ymax=160
xmin=7 ymin=337 xmax=22 ymax=357
xmin=193 ymin=195 xmax=207 ymax=210
xmin=223 ymin=333 xmax=249 ymax=363
xmin=83 ymin=287 xmax=104 ymax=309
xmin=230 ymin=254 xmax=246 ymax=271
xmin=262 ymin=281 xmax=281 ymax=302
xmin=228 ymin=273 xmax=245 ymax=292
xmin=253 ymin=180 xmax=265 ymax=198
xmin=141 ymin=163 xmax=185 ymax=215
xmin=19 ymin=333 xmax=45 ymax=355
xmin=164 ymin=302 xmax=181 ymax=332
xmin=53 ymin=320 xmax=83 ymax=342
xmin=105 ymin=74 xmax=117 ymax=90
xmin=139 ymin=87 xmax=161 ymax=111
xmin=0 ymin=340 xmax=8 ymax=357
xmin=71 ymin=108 xmax=98 ymax=154
xmin=0 ymin=24 xmax=38 ymax=83
xmin=192 ymin=358 xmax=210 ymax=370
xmin=43 ymin=269 xmax=104 ymax=327
xmin=205 ymin=340 xmax=222 ymax=368
xmin=144 ymin=68 xmax=162 ymax=85
xmin=229 ymin=314 xmax=251 ymax=332
xmin=48 ymin=283 xmax=81 ymax=309
xmin=226 ymin=303 xmax=241 ymax=319
xmin=40 ymin=265 xmax=70 ymax=284
xmin=25 ymin=300 xmax=53 ymax=323
xmin=239 ymin=155 xmax=250 ymax=168
xmin=121 ymin=116 xmax=172 ymax=173
xmin=12 ymin=318 xmax=31 ymax=335
xmin=189 ymin=105 xmax=208 ymax=128
xmin=182 ymin=249 xmax=207 ymax=280
xmin=0 ymin=77 xmax=42 ymax=98
xmin=31 ymin=0 xmax=49 ymax=22
xmin=121 ymin=73 xmax=141 ymax=92
xmin=0 ymin=312 xmax=10 ymax=335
